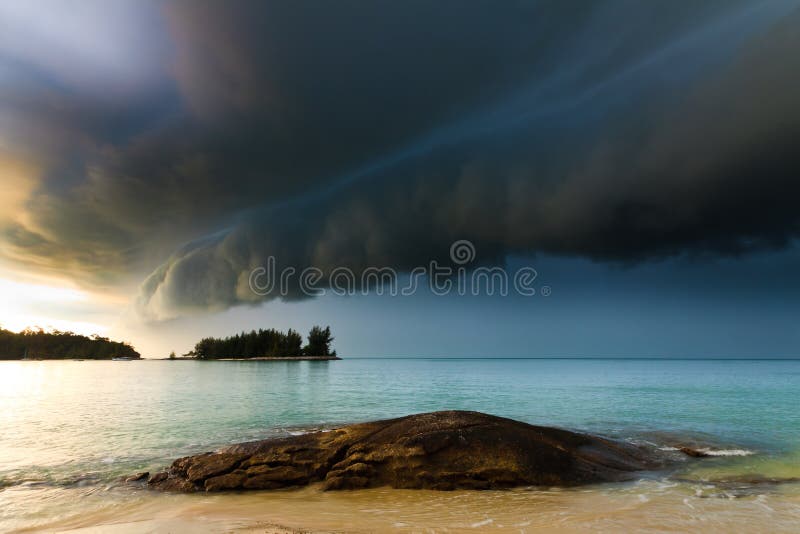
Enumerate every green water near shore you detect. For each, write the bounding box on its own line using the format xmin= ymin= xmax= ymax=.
xmin=2 ymin=358 xmax=799 ymax=531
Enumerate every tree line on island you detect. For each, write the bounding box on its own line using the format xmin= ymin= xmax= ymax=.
xmin=190 ymin=326 xmax=336 ymax=359
xmin=0 ymin=327 xmax=140 ymax=360
xmin=0 ymin=325 xmax=336 ymax=360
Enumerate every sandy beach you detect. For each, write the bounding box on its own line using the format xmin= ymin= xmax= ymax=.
xmin=21 ymin=482 xmax=800 ymax=533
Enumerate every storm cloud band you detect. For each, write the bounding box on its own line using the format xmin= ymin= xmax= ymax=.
xmin=1 ymin=1 xmax=798 ymax=320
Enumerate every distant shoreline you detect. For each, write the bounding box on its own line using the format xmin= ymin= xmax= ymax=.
xmin=9 ymin=357 xmax=142 ymax=361
xmin=151 ymin=355 xmax=342 ymax=361
xmin=2 ymin=356 xmax=341 ymax=361
xmin=213 ymin=355 xmax=341 ymax=361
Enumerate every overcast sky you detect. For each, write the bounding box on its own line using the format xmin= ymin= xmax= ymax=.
xmin=1 ymin=0 xmax=798 ymax=357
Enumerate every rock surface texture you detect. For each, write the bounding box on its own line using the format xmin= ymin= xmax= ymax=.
xmin=146 ymin=411 xmax=669 ymax=492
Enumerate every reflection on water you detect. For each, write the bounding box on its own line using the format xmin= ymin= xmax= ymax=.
xmin=2 ymin=358 xmax=800 ymax=532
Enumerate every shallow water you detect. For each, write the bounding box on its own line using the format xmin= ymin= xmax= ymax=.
xmin=1 ymin=358 xmax=799 ymax=532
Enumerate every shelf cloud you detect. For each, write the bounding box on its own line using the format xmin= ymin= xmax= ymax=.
xmin=1 ymin=1 xmax=798 ymax=320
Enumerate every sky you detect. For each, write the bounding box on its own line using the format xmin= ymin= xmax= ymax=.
xmin=0 ymin=0 xmax=798 ymax=358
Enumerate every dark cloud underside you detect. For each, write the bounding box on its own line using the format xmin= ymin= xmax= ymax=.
xmin=0 ymin=1 xmax=798 ymax=318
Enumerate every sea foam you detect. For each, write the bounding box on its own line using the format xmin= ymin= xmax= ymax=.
xmin=695 ymin=448 xmax=755 ymax=457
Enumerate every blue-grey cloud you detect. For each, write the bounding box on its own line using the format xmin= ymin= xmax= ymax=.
xmin=0 ymin=1 xmax=797 ymax=319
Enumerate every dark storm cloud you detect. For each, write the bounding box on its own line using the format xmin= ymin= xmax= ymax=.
xmin=0 ymin=1 xmax=798 ymax=318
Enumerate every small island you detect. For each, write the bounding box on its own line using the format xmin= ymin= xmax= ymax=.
xmin=0 ymin=327 xmax=140 ymax=360
xmin=189 ymin=326 xmax=339 ymax=360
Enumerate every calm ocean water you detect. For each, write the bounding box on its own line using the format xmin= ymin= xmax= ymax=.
xmin=2 ymin=358 xmax=800 ymax=532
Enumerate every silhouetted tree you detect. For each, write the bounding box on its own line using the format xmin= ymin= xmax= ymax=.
xmin=0 ymin=327 xmax=140 ymax=360
xmin=192 ymin=326 xmax=334 ymax=359
xmin=303 ymin=326 xmax=335 ymax=356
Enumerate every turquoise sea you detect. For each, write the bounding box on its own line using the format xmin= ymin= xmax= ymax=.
xmin=2 ymin=358 xmax=799 ymax=532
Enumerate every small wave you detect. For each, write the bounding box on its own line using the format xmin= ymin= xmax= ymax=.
xmin=657 ymin=445 xmax=754 ymax=456
xmin=696 ymin=448 xmax=755 ymax=457
xmin=5 ymin=481 xmax=42 ymax=490
xmin=0 ymin=473 xmax=103 ymax=490
xmin=282 ymin=427 xmax=330 ymax=436
xmin=287 ymin=429 xmax=318 ymax=436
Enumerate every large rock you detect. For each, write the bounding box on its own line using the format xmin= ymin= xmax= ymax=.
xmin=146 ymin=411 xmax=668 ymax=492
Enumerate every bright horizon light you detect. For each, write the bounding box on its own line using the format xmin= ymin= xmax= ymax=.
xmin=0 ymin=277 xmax=109 ymax=336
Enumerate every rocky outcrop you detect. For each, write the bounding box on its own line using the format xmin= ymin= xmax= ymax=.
xmin=124 ymin=471 xmax=149 ymax=482
xmin=144 ymin=411 xmax=681 ymax=492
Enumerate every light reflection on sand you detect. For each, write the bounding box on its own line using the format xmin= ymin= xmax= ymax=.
xmin=11 ymin=478 xmax=800 ymax=533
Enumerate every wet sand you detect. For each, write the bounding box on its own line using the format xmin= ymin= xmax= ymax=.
xmin=17 ymin=479 xmax=800 ymax=533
